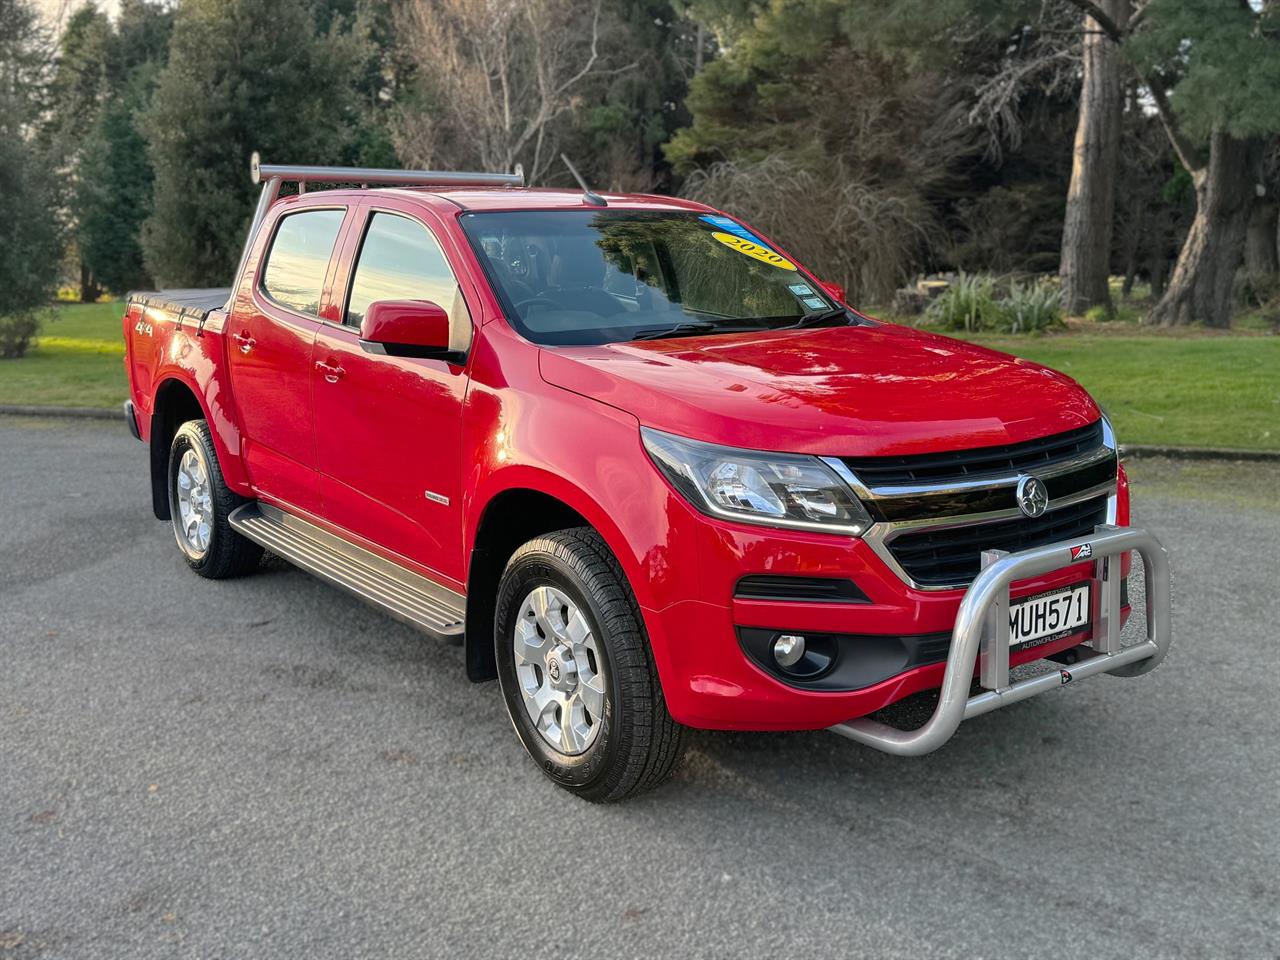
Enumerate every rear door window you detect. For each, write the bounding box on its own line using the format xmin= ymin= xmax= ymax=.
xmin=260 ymin=209 xmax=346 ymax=316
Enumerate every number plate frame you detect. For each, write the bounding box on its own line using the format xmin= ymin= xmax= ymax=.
xmin=1008 ymin=583 xmax=1091 ymax=649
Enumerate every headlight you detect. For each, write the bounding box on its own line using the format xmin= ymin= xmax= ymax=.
xmin=1098 ymin=408 xmax=1118 ymax=449
xmin=641 ymin=427 xmax=872 ymax=535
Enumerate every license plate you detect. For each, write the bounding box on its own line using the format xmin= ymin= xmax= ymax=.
xmin=1009 ymin=584 xmax=1090 ymax=648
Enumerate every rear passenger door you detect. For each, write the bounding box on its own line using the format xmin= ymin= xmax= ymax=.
xmin=227 ymin=205 xmax=349 ymax=516
xmin=311 ymin=205 xmax=472 ymax=587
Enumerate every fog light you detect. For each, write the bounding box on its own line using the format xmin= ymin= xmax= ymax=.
xmin=773 ymin=634 xmax=806 ymax=668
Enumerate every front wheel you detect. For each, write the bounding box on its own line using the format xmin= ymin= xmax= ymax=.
xmin=495 ymin=528 xmax=684 ymax=802
xmin=167 ymin=419 xmax=263 ymax=579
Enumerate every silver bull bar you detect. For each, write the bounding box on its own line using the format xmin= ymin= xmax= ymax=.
xmin=829 ymin=524 xmax=1172 ymax=756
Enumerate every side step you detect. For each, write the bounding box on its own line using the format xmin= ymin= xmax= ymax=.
xmin=229 ymin=502 xmax=465 ymax=642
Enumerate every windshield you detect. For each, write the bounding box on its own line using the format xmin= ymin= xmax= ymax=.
xmin=460 ymin=209 xmax=841 ymax=345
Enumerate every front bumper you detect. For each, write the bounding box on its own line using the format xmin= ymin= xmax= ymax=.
xmin=643 ymin=516 xmax=1131 ymax=730
xmin=828 ymin=523 xmax=1171 ymax=754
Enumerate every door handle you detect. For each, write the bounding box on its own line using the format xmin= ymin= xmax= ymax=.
xmin=315 ymin=359 xmax=345 ymax=383
xmin=232 ymin=331 xmax=255 ymax=354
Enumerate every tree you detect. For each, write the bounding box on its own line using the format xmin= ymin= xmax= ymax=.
xmin=77 ymin=75 xmax=159 ymax=294
xmin=1246 ymin=197 xmax=1279 ymax=283
xmin=1244 ymin=145 xmax=1279 ymax=288
xmin=0 ymin=0 xmax=62 ymax=355
xmin=140 ymin=0 xmax=374 ymax=286
xmin=562 ymin=0 xmax=700 ymax=192
xmin=1099 ymin=0 xmax=1280 ymax=327
xmin=670 ymin=1 xmax=1061 ymax=301
xmin=1111 ymin=90 xmax=1190 ymax=298
xmin=1059 ymin=0 xmax=1131 ymax=314
xmin=829 ymin=0 xmax=1131 ymax=313
xmin=72 ymin=0 xmax=172 ymax=295
xmin=45 ymin=4 xmax=112 ymax=301
xmin=931 ymin=0 xmax=1280 ymax=327
xmin=391 ymin=0 xmax=630 ymax=184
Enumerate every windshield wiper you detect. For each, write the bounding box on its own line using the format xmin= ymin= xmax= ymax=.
xmin=778 ymin=308 xmax=851 ymax=330
xmin=631 ymin=321 xmax=720 ymax=341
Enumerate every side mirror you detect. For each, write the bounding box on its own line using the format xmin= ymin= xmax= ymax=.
xmin=359 ymin=299 xmax=461 ymax=362
xmin=818 ymin=280 xmax=846 ymax=304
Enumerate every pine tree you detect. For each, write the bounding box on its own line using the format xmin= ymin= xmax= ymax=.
xmin=1046 ymin=0 xmax=1280 ymax=327
xmin=73 ymin=0 xmax=172 ymax=296
xmin=140 ymin=0 xmax=373 ymax=286
xmin=0 ymin=0 xmax=62 ymax=350
xmin=1127 ymin=0 xmax=1280 ymax=327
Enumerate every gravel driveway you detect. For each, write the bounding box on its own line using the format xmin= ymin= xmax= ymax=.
xmin=2 ymin=416 xmax=1277 ymax=959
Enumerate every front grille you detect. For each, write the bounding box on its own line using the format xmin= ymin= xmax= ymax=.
xmin=842 ymin=421 xmax=1104 ymax=488
xmin=887 ymin=496 xmax=1108 ymax=588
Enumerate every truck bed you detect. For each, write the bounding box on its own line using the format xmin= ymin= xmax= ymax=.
xmin=128 ymin=288 xmax=231 ymax=325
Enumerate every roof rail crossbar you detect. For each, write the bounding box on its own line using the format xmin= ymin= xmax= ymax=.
xmin=250 ymin=151 xmax=524 ymax=189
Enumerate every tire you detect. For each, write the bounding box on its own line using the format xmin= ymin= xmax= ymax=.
xmin=167 ymin=419 xmax=263 ymax=579
xmin=495 ymin=528 xmax=684 ymax=802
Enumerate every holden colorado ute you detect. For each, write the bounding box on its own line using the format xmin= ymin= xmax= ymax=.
xmin=121 ymin=155 xmax=1172 ymax=801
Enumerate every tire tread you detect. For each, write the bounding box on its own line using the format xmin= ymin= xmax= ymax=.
xmin=171 ymin=420 xmax=263 ymax=579
xmin=502 ymin=527 xmax=684 ymax=801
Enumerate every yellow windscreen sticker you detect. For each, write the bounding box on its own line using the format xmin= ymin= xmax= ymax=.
xmin=710 ymin=232 xmax=797 ymax=271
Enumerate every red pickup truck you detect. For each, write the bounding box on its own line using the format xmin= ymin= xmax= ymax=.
xmin=122 ymin=156 xmax=1171 ymax=800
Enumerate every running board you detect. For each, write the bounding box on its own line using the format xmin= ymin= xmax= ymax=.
xmin=228 ymin=502 xmax=465 ymax=642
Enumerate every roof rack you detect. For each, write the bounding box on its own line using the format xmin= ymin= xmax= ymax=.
xmin=229 ymin=152 xmax=525 ymax=309
xmin=249 ymin=152 xmax=524 ymax=190
xmin=246 ymin=150 xmax=523 ymax=235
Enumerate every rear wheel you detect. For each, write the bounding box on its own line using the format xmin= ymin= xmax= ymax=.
xmin=495 ymin=528 xmax=684 ymax=802
xmin=167 ymin=419 xmax=263 ymax=579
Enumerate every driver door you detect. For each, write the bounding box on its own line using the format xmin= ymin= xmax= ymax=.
xmin=312 ymin=203 xmax=473 ymax=587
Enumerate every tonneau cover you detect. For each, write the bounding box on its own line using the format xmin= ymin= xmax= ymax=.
xmin=128 ymin=288 xmax=232 ymax=323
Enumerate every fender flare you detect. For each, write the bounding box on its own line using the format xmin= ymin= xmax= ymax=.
xmin=466 ymin=464 xmax=656 ymax=609
xmin=462 ymin=464 xmax=671 ymax=684
xmin=148 ymin=371 xmax=252 ymax=519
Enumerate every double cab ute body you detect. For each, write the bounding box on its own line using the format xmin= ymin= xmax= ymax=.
xmin=122 ymin=158 xmax=1172 ymax=800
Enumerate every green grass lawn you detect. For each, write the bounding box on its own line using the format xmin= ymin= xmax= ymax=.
xmin=967 ymin=333 xmax=1279 ymax=450
xmin=0 ymin=302 xmax=127 ymax=409
xmin=2 ymin=302 xmax=1277 ymax=451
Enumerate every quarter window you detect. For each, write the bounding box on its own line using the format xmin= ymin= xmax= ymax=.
xmin=260 ymin=209 xmax=346 ymax=316
xmin=346 ymin=213 xmax=472 ymax=352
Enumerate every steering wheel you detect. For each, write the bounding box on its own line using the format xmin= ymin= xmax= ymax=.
xmin=514 ymin=296 xmax=560 ymax=312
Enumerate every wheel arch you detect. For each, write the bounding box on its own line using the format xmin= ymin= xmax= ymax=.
xmin=466 ymin=466 xmax=666 ymax=683
xmin=463 ymin=485 xmax=595 ymax=682
xmin=149 ymin=377 xmax=206 ymax=520
xmin=147 ymin=375 xmax=250 ymax=520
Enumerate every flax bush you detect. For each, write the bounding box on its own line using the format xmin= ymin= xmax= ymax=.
xmin=1000 ymin=279 xmax=1063 ymax=333
xmin=924 ymin=273 xmax=1062 ymax=334
xmin=924 ymin=273 xmax=1000 ymax=331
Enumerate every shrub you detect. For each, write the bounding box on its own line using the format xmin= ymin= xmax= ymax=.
xmin=1000 ymin=280 xmax=1063 ymax=333
xmin=921 ymin=273 xmax=1063 ymax=334
xmin=923 ymin=273 xmax=1000 ymax=331
xmin=0 ymin=311 xmax=43 ymax=359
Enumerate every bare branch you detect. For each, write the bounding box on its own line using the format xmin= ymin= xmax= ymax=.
xmin=965 ymin=7 xmax=1083 ymax=157
xmin=1145 ymin=73 xmax=1208 ymax=176
xmin=553 ymin=0 xmax=602 ymax=97
xmin=392 ymin=0 xmax=619 ymax=183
